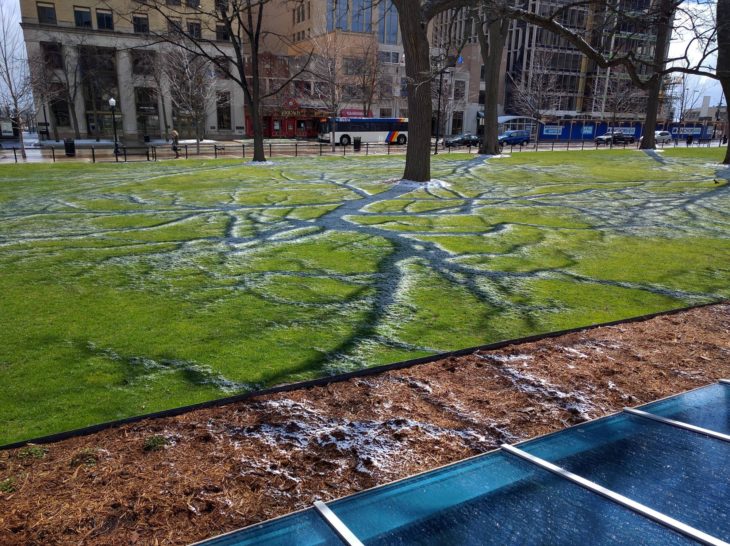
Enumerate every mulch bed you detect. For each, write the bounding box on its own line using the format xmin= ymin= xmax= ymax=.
xmin=1 ymin=303 xmax=729 ymax=545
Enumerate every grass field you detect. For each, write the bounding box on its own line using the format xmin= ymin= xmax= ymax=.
xmin=1 ymin=148 xmax=728 ymax=444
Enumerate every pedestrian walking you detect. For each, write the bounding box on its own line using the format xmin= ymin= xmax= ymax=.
xmin=171 ymin=129 xmax=180 ymax=158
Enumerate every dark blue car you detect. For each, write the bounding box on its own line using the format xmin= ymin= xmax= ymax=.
xmin=498 ymin=130 xmax=530 ymax=146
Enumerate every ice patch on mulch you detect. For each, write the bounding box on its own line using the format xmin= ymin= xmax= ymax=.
xmin=247 ymin=160 xmax=276 ymax=166
xmin=226 ymin=399 xmax=492 ymax=476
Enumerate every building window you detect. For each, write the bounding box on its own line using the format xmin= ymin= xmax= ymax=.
xmin=187 ymin=0 xmax=200 ymax=7
xmin=452 ymin=111 xmax=463 ymax=133
xmin=40 ymin=41 xmax=63 ymax=69
xmin=217 ymin=92 xmax=231 ymax=130
xmin=135 ymin=87 xmax=158 ymax=113
xmin=187 ymin=21 xmax=201 ymax=39
xmin=213 ymin=56 xmax=230 ymax=78
xmin=379 ymin=107 xmax=392 ymax=117
xmin=36 ymin=2 xmax=57 ymax=25
xmin=216 ymin=24 xmax=229 ymax=41
xmin=168 ymin=18 xmax=182 ymax=34
xmin=379 ymin=51 xmax=400 ymax=64
xmin=378 ymin=0 xmax=398 ymax=45
xmin=400 ymin=77 xmax=408 ymax=97
xmin=478 ymin=90 xmax=485 ymax=105
xmin=454 ymin=80 xmax=465 ymax=101
xmin=133 ymin=15 xmax=149 ymax=34
xmin=351 ymin=0 xmax=372 ymax=32
xmin=343 ymin=85 xmax=361 ymax=100
xmin=96 ymin=10 xmax=114 ymax=30
xmin=74 ymin=7 xmax=92 ymax=28
xmin=294 ymin=80 xmax=310 ymax=95
xmin=131 ymin=50 xmax=156 ymax=75
xmin=50 ymin=93 xmax=70 ymax=126
xmin=166 ymin=0 xmax=181 ymax=5
xmin=343 ymin=57 xmax=360 ymax=76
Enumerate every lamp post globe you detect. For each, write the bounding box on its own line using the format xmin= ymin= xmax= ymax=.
xmin=109 ymin=97 xmax=119 ymax=159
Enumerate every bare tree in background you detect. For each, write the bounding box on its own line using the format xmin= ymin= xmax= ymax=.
xmin=0 ymin=1 xmax=33 ymax=158
xmin=598 ymin=72 xmax=646 ymax=144
xmin=164 ymin=46 xmax=217 ymax=153
xmin=305 ymin=32 xmax=344 ymax=149
xmin=674 ymin=74 xmax=708 ymax=122
xmin=509 ymin=50 xmax=559 ymax=139
xmin=127 ymin=0 xmax=311 ymax=162
xmin=353 ymin=38 xmax=384 ymax=118
xmin=29 ymin=36 xmax=89 ymax=140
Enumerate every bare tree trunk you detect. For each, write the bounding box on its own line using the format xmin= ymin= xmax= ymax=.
xmin=478 ymin=15 xmax=509 ymax=155
xmin=718 ymin=0 xmax=730 ymax=163
xmin=394 ymin=0 xmax=431 ymax=182
xmin=14 ymin=101 xmax=26 ymax=159
xmin=160 ymin=96 xmax=169 ymax=141
xmin=640 ymin=0 xmax=672 ymax=150
xmin=68 ymin=98 xmax=81 ymax=139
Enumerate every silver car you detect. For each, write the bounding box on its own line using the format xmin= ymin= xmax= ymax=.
xmin=641 ymin=130 xmax=673 ymax=144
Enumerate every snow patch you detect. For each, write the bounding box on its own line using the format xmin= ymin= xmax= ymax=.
xmin=397 ymin=178 xmax=451 ymax=189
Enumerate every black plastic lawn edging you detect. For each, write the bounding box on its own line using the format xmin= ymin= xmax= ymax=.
xmin=2 ymin=299 xmax=726 ymax=451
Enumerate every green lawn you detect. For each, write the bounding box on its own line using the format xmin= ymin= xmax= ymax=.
xmin=1 ymin=148 xmax=728 ymax=444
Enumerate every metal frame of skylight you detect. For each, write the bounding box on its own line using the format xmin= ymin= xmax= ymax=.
xmin=501 ymin=444 xmax=728 ymax=546
xmin=623 ymin=407 xmax=730 ymax=443
xmin=313 ymin=501 xmax=365 ymax=546
xmin=194 ymin=380 xmax=730 ymax=546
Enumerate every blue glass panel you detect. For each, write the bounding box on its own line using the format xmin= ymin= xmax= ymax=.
xmin=640 ymin=383 xmax=730 ymax=434
xmin=522 ymin=413 xmax=730 ymax=540
xmin=326 ymin=0 xmax=334 ymax=32
xmin=329 ymin=451 xmax=693 ymax=545
xmin=196 ymin=508 xmax=343 ymax=546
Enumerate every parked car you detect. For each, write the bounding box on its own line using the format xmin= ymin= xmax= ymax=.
xmin=595 ymin=131 xmax=636 ymax=145
xmin=639 ymin=130 xmax=672 ymax=144
xmin=498 ymin=130 xmax=531 ymax=146
xmin=444 ymin=133 xmax=480 ymax=147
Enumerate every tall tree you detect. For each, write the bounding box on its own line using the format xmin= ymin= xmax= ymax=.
xmin=29 ymin=37 xmax=88 ymax=139
xmin=0 ymin=1 xmax=33 ymax=159
xmin=164 ymin=46 xmax=218 ymax=152
xmin=390 ymin=0 xmax=468 ymax=180
xmin=130 ymin=0 xmax=310 ymax=162
xmin=306 ymin=31 xmax=344 ymax=149
xmin=718 ymin=0 xmax=730 ymax=163
xmin=509 ymin=50 xmax=559 ymax=136
xmin=472 ymin=3 xmax=510 ymax=155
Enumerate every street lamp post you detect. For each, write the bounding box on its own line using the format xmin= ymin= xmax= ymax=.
xmin=109 ymin=97 xmax=119 ymax=161
xmin=435 ymin=69 xmax=445 ymax=155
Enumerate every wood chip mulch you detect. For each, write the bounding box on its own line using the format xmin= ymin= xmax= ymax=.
xmin=1 ymin=303 xmax=729 ymax=545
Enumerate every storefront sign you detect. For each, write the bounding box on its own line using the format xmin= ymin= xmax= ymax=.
xmin=543 ymin=125 xmax=563 ymax=135
xmin=340 ymin=109 xmax=372 ymax=117
xmin=0 ymin=121 xmax=13 ymax=136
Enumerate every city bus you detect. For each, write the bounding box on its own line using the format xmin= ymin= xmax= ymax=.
xmin=318 ymin=117 xmax=408 ymax=146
